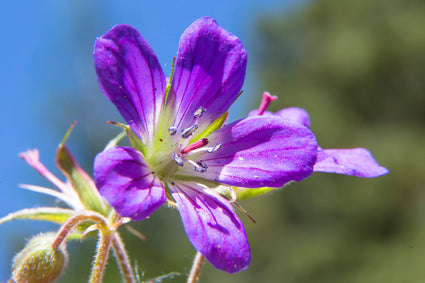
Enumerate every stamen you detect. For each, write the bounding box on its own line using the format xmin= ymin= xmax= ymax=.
xmin=257 ymin=91 xmax=278 ymax=115
xmin=194 ymin=166 xmax=207 ymax=173
xmin=187 ymin=159 xmax=207 ymax=173
xmin=194 ymin=106 xmax=206 ymax=118
xmin=207 ymin=143 xmax=223 ymax=153
xmin=172 ymin=153 xmax=184 ymax=166
xmin=181 ymin=125 xmax=198 ymax=139
xmin=181 ymin=138 xmax=209 ymax=155
xmin=186 ymin=143 xmax=222 ymax=155
xmin=168 ymin=126 xmax=177 ymax=135
xmin=198 ymin=161 xmax=208 ymax=169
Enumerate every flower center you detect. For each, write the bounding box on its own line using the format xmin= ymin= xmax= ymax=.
xmin=148 ymin=106 xmax=223 ymax=179
xmin=166 ymin=106 xmax=222 ymax=173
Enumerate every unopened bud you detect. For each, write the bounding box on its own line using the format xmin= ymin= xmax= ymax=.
xmin=12 ymin=233 xmax=68 ymax=283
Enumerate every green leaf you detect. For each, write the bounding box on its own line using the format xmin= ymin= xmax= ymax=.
xmin=0 ymin=207 xmax=74 ymax=225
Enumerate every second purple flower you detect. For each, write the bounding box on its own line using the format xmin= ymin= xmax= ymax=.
xmin=93 ymin=17 xmax=318 ymax=273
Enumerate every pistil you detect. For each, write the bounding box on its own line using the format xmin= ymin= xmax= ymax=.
xmin=181 ymin=139 xmax=209 ymax=154
xmin=257 ymin=91 xmax=277 ymax=115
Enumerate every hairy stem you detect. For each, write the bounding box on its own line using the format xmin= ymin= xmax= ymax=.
xmin=112 ymin=232 xmax=136 ymax=283
xmin=187 ymin=251 xmax=205 ymax=283
xmin=89 ymin=230 xmax=113 ymax=283
xmin=51 ymin=211 xmax=107 ymax=250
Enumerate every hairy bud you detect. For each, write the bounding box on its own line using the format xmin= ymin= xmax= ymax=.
xmin=11 ymin=233 xmax=68 ymax=283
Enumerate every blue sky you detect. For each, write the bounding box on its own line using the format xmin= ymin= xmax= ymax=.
xmin=0 ymin=0 xmax=299 ymax=279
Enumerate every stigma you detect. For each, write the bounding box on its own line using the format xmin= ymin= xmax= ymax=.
xmin=181 ymin=139 xmax=209 ymax=154
xmin=257 ymin=91 xmax=277 ymax=115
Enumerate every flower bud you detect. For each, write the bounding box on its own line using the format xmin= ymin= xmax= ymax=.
xmin=11 ymin=233 xmax=68 ymax=283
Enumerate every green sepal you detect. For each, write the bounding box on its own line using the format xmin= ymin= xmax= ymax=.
xmin=0 ymin=207 xmax=74 ymax=225
xmin=104 ymin=121 xmax=147 ymax=155
xmin=125 ymin=126 xmax=147 ymax=156
xmin=104 ymin=130 xmax=127 ymax=149
xmin=12 ymin=233 xmax=69 ymax=283
xmin=191 ymin=111 xmax=228 ymax=143
xmin=163 ymin=183 xmax=174 ymax=204
xmin=235 ymin=186 xmax=280 ymax=201
xmin=56 ymin=122 xmax=108 ymax=214
xmin=0 ymin=207 xmax=98 ymax=240
xmin=164 ymin=56 xmax=176 ymax=106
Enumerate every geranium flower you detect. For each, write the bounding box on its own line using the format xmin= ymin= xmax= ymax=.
xmin=250 ymin=92 xmax=389 ymax=178
xmin=93 ymin=17 xmax=318 ymax=273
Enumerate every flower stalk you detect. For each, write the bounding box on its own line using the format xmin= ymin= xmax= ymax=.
xmin=51 ymin=211 xmax=108 ymax=251
xmin=89 ymin=230 xmax=113 ymax=283
xmin=187 ymin=251 xmax=205 ymax=283
xmin=111 ymin=233 xmax=137 ymax=283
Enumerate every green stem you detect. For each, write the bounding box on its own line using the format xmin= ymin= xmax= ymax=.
xmin=89 ymin=230 xmax=113 ymax=283
xmin=111 ymin=232 xmax=136 ymax=283
xmin=187 ymin=251 xmax=205 ymax=283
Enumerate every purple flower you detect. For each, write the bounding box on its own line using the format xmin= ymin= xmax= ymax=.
xmin=93 ymin=17 xmax=318 ymax=273
xmin=250 ymin=92 xmax=389 ymax=178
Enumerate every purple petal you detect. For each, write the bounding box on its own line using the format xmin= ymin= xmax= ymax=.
xmin=93 ymin=146 xmax=166 ymax=220
xmin=170 ymin=17 xmax=247 ymax=133
xmin=314 ymin=148 xmax=389 ymax=177
xmin=275 ymin=107 xmax=311 ymax=128
xmin=170 ymin=182 xmax=250 ymax=273
xmin=181 ymin=116 xmax=318 ymax=188
xmin=94 ymin=24 xmax=166 ymax=142
xmin=249 ymin=107 xmax=311 ymax=128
